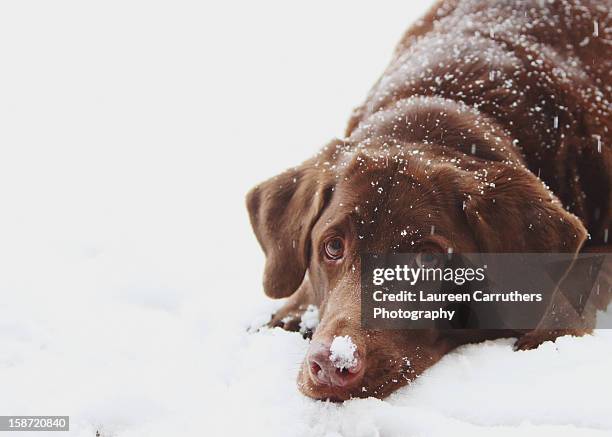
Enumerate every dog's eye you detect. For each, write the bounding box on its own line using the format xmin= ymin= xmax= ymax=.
xmin=415 ymin=250 xmax=440 ymax=268
xmin=324 ymin=237 xmax=344 ymax=260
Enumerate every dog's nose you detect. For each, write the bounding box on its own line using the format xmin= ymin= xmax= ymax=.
xmin=306 ymin=340 xmax=363 ymax=388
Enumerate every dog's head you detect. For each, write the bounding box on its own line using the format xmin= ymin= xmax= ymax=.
xmin=246 ymin=139 xmax=587 ymax=400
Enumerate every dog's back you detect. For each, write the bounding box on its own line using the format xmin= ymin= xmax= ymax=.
xmin=348 ymin=0 xmax=611 ymax=245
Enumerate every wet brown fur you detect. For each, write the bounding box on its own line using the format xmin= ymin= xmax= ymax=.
xmin=247 ymin=0 xmax=611 ymax=400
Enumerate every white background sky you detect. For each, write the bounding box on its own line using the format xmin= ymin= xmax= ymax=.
xmin=0 ymin=0 xmax=433 ymax=303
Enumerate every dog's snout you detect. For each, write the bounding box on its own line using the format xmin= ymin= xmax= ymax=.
xmin=306 ymin=340 xmax=363 ymax=388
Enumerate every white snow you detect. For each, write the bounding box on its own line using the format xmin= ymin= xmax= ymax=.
xmin=299 ymin=305 xmax=320 ymax=334
xmin=0 ymin=1 xmax=611 ymax=436
xmin=329 ymin=336 xmax=358 ymax=370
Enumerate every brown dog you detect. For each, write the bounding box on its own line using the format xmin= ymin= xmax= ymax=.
xmin=247 ymin=0 xmax=611 ymax=401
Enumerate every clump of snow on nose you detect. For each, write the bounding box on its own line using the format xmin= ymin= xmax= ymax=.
xmin=329 ymin=335 xmax=358 ymax=369
xmin=299 ymin=305 xmax=319 ymax=334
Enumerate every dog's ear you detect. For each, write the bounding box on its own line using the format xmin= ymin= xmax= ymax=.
xmin=461 ymin=165 xmax=587 ymax=253
xmin=246 ymin=159 xmax=331 ymax=298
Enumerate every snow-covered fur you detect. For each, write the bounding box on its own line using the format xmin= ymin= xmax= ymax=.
xmin=247 ymin=0 xmax=611 ymax=401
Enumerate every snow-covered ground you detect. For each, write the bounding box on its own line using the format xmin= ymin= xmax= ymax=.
xmin=0 ymin=1 xmax=611 ymax=436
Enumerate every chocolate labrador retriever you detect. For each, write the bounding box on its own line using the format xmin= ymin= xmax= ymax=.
xmin=247 ymin=0 xmax=611 ymax=401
